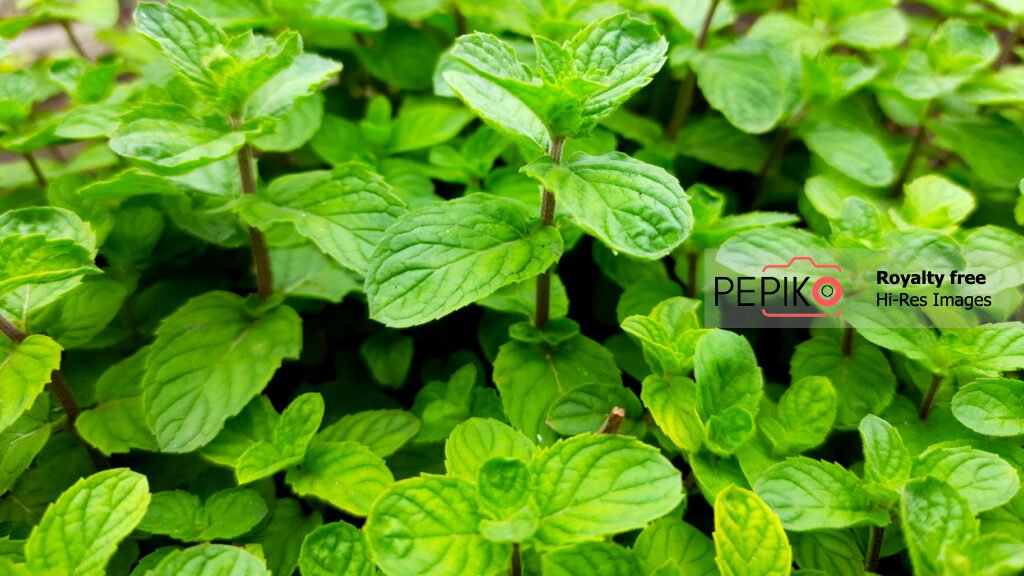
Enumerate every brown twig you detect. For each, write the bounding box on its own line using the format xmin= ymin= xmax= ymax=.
xmin=918 ymin=373 xmax=944 ymax=421
xmin=597 ymin=406 xmax=626 ymax=434
xmin=865 ymin=525 xmax=885 ymax=572
xmin=59 ymin=21 xmax=89 ymax=61
xmin=236 ymin=144 xmax=274 ymax=300
xmin=23 ymin=152 xmax=47 ymax=188
xmin=534 ymin=136 xmax=566 ymax=330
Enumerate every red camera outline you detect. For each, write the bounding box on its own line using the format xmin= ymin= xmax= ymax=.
xmin=759 ymin=257 xmax=843 ymax=318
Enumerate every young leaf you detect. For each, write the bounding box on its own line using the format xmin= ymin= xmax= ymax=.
xmin=236 ymin=393 xmax=324 ymax=483
xmin=541 ymin=541 xmax=644 ymax=576
xmin=634 ymin=517 xmax=717 ymax=576
xmin=754 ymin=457 xmax=889 ymax=531
xmin=760 ymin=376 xmax=836 ymax=455
xmin=142 ymin=291 xmax=302 ymax=452
xmin=299 ymin=521 xmax=374 ymax=576
xmin=522 ymin=151 xmax=693 ymax=259
xmin=134 ymin=2 xmax=226 ymax=97
xmin=365 ymin=475 xmax=512 ymax=576
xmin=951 ymin=378 xmax=1024 ymax=437
xmin=901 ymin=477 xmax=978 ymax=576
xmin=858 ymin=414 xmax=911 ymax=490
xmin=147 ymin=543 xmax=270 ymax=576
xmin=317 ymin=409 xmax=421 ymax=458
xmin=714 ymin=486 xmax=792 ymax=576
xmin=694 ymin=329 xmax=762 ymax=423
xmin=641 ymin=374 xmax=704 ymax=452
xmin=365 ymin=194 xmax=562 ymax=328
xmin=243 ymin=54 xmax=343 ymax=124
xmin=359 ymin=331 xmax=413 ymax=388
xmin=0 ymin=334 xmax=61 ymax=433
xmin=285 ymin=441 xmax=393 ymax=516
xmin=25 ymin=469 xmax=150 ymax=575
xmin=531 ymin=434 xmax=683 ymax=545
xmin=0 ymin=234 xmax=98 ymax=296
xmin=444 ymin=418 xmax=537 ymax=481
xmin=477 ymin=457 xmax=531 ymax=511
xmin=912 ymin=446 xmax=1020 ymax=514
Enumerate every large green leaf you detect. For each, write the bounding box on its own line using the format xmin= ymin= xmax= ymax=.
xmin=901 ymin=477 xmax=978 ymax=576
xmin=713 ymin=486 xmax=792 ymax=576
xmin=951 ymin=378 xmax=1024 ymax=437
xmin=299 ymin=521 xmax=375 ymax=576
xmin=285 ymin=441 xmax=393 ymax=516
xmin=0 ymin=234 xmax=97 ymax=297
xmin=694 ymin=40 xmax=793 ymax=134
xmin=135 ymin=2 xmax=226 ymax=96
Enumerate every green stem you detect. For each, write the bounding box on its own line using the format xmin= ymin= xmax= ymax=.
xmin=892 ymin=101 xmax=933 ymax=197
xmin=918 ymin=373 xmax=944 ymax=421
xmin=865 ymin=525 xmax=885 ymax=572
xmin=236 ymin=144 xmax=274 ymax=300
xmin=0 ymin=313 xmax=81 ymax=425
xmin=23 ymin=152 xmax=47 ymax=188
xmin=686 ymin=249 xmax=698 ymax=298
xmin=534 ymin=136 xmax=566 ymax=330
xmin=666 ymin=0 xmax=720 ymax=140
xmin=841 ymin=323 xmax=854 ymax=356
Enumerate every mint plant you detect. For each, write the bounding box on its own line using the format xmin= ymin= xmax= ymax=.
xmin=1 ymin=0 xmax=1023 ymax=575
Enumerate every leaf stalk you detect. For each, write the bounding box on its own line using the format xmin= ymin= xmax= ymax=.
xmin=236 ymin=143 xmax=275 ymax=300
xmin=23 ymin=152 xmax=47 ymax=188
xmin=892 ymin=101 xmax=934 ymax=197
xmin=917 ymin=373 xmax=944 ymax=421
xmin=534 ymin=136 xmax=566 ymax=330
xmin=865 ymin=525 xmax=884 ymax=572
xmin=0 ymin=313 xmax=81 ymax=425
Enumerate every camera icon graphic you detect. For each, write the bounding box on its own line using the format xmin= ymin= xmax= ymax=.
xmin=760 ymin=257 xmax=843 ymax=318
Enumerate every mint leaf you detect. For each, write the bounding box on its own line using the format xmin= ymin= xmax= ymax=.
xmin=760 ymin=376 xmax=836 ymax=455
xmin=641 ymin=374 xmax=704 ymax=452
xmin=243 ymin=53 xmax=342 ymax=125
xmin=522 ymin=151 xmax=693 ymax=259
xmin=694 ymin=329 xmax=762 ymax=425
xmin=901 ymin=477 xmax=978 ymax=576
xmin=899 ymin=175 xmax=975 ymax=230
xmin=285 ymin=440 xmax=393 ymax=516
xmin=542 ymin=541 xmax=644 ymax=576
xmin=25 ymin=469 xmax=150 ymax=575
xmin=148 ymin=544 xmax=270 ymax=576
xmin=0 ymin=395 xmax=51 ymax=495
xmin=139 ymin=487 xmax=268 ymax=542
xmin=634 ymin=517 xmax=717 ymax=576
xmin=754 ymin=457 xmax=889 ymax=530
xmin=359 ymin=331 xmax=413 ymax=388
xmin=444 ymin=418 xmax=537 ymax=481
xmin=299 ymin=521 xmax=374 ymax=576
xmin=0 ymin=234 xmax=97 ymax=296
xmin=546 ymin=383 xmax=644 ymax=436
xmin=493 ymin=333 xmax=620 ymax=445
xmin=859 ymin=414 xmax=911 ymax=491
xmin=77 ymin=347 xmax=159 ymax=455
xmin=0 ymin=334 xmax=61 ymax=433
xmin=317 ymin=409 xmax=420 ymax=458
xmin=791 ymin=530 xmax=865 ymax=576
xmin=714 ymin=486 xmax=792 ymax=576
xmin=142 ymin=291 xmax=302 ymax=452
xmin=478 ymin=457 xmax=531 ymax=511
xmin=912 ymin=446 xmax=1020 ymax=514
xmin=694 ymin=40 xmax=793 ymax=134
xmin=365 ymin=475 xmax=511 ymax=576
xmin=135 ymin=2 xmax=226 ymax=97
xmin=952 ymin=378 xmax=1024 ymax=437
xmin=236 ymin=393 xmax=324 ymax=483
xmin=532 ymin=434 xmax=683 ymax=545
xmin=365 ymin=194 xmax=562 ymax=328
xmin=109 ymin=107 xmax=246 ymax=175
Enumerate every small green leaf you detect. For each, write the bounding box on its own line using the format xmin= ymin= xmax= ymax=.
xmin=317 ymin=409 xmax=420 ymax=458
xmin=790 ymin=530 xmax=865 ymax=576
xmin=541 ymin=541 xmax=644 ymax=576
xmin=299 ymin=521 xmax=374 ymax=576
xmin=714 ymin=486 xmax=792 ymax=576
xmin=110 ymin=107 xmax=246 ymax=175
xmin=798 ymin=118 xmax=894 ymax=187
xmin=236 ymin=393 xmax=324 ymax=484
xmin=139 ymin=487 xmax=268 ymax=542
xmin=901 ymin=477 xmax=978 ymax=576
xmin=899 ymin=175 xmax=975 ymax=230
xmin=271 ymin=243 xmax=359 ymax=302
xmin=547 ymin=383 xmax=643 ymax=436
xmin=25 ymin=469 xmax=150 ymax=576
xmin=285 ymin=441 xmax=393 ymax=516
xmin=0 ymin=234 xmax=98 ymax=297
xmin=694 ymin=329 xmax=762 ymax=422
xmin=754 ymin=457 xmax=889 ymax=531
xmin=365 ymin=475 xmax=511 ymax=576
xmin=142 ymin=291 xmax=302 ymax=452
xmin=0 ymin=395 xmax=51 ymax=495
xmin=760 ymin=376 xmax=836 ymax=455
xmin=532 ymin=434 xmax=683 ymax=545
xmin=148 ymin=544 xmax=270 ymax=576
xmin=365 ymin=194 xmax=562 ymax=328
xmin=694 ymin=40 xmax=793 ymax=134
xmin=912 ymin=446 xmax=1020 ymax=514
xmin=135 ymin=2 xmax=226 ymax=97
xmin=859 ymin=414 xmax=911 ymax=490
xmin=641 ymin=374 xmax=704 ymax=453
xmin=359 ymin=331 xmax=414 ymax=388
xmin=952 ymin=378 xmax=1024 ymax=437
xmin=634 ymin=517 xmax=717 ymax=576
xmin=0 ymin=334 xmax=61 ymax=433
xmin=834 ymin=8 xmax=907 ymax=49
xmin=243 ymin=54 xmax=342 ymax=124
xmin=444 ymin=418 xmax=537 ymax=481
xmin=522 ymin=151 xmax=692 ymax=259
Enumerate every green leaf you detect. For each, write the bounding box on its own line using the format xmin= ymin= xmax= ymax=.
xmin=494 ymin=333 xmax=621 ymax=445
xmin=754 ymin=457 xmax=889 ymax=530
xmin=943 ymin=533 xmax=1024 ymax=576
xmin=522 ymin=151 xmax=692 ymax=259
xmin=641 ymin=374 xmax=704 ymax=452
xmin=798 ymin=118 xmax=894 ymax=187
xmin=271 ymin=243 xmax=359 ymax=303
xmin=25 ymin=469 xmax=150 ymax=576
xmin=317 ymin=409 xmax=420 ymax=458
xmin=621 ymin=296 xmax=705 ymax=377
xmin=694 ymin=329 xmax=762 ymax=422
xmin=443 ymin=70 xmax=552 ymax=153
xmin=365 ymin=194 xmax=562 ymax=328
xmin=0 ymin=234 xmax=98 ymax=297
xmin=547 ymin=383 xmax=643 ymax=436
xmin=285 ymin=441 xmax=393 ymax=516
xmin=134 ymin=2 xmax=226 ymax=97
xmin=293 ymin=0 xmax=387 ymax=32
xmin=139 ymin=488 xmax=268 ymax=542
xmin=713 ymin=486 xmax=792 ymax=576
xmin=901 ymin=477 xmax=978 ymax=576
xmin=236 ymin=393 xmax=324 ymax=483
xmin=359 ymin=331 xmax=413 ymax=388
xmin=952 ymin=378 xmax=1024 ymax=437
xmin=790 ymin=530 xmax=865 ymax=576
xmin=241 ymin=165 xmax=406 ymax=275
xmin=143 ymin=291 xmax=302 ymax=452
xmin=929 ymin=115 xmax=1024 ymax=188
xmin=899 ymin=175 xmax=975 ymax=230
xmin=109 ymin=108 xmax=246 ymax=176
xmin=444 ymin=418 xmax=537 ymax=481
xmin=675 ymin=115 xmax=770 ymax=174
xmin=532 ymin=434 xmax=683 ymax=545
xmin=243 ymin=54 xmax=343 ymax=124
xmin=958 ymin=322 xmax=1024 ymax=372
xmin=299 ymin=521 xmax=374 ymax=576
xmin=542 ymin=541 xmax=644 ymax=576
xmin=912 ymin=446 xmax=1020 ymax=514
xmin=365 ymin=475 xmax=511 ymax=576
xmin=478 ymin=457 xmax=531 ymax=510
xmin=834 ymin=8 xmax=907 ymax=49
xmin=246 ymin=498 xmax=322 ymax=576
xmin=760 ymin=376 xmax=836 ymax=455
xmin=147 ymin=544 xmax=270 ymax=576
xmin=694 ymin=40 xmax=793 ymax=134
xmin=790 ymin=337 xmax=896 ymax=429
xmin=388 ymin=98 xmax=474 ymax=154
xmin=634 ymin=517 xmax=718 ymax=576
xmin=77 ymin=348 xmax=160 ymax=456
xmin=0 ymin=335 xmax=61 ymax=434
xmin=0 ymin=395 xmax=51 ymax=495
xmin=858 ymin=414 xmax=911 ymax=490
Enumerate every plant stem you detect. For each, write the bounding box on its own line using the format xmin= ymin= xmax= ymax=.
xmin=0 ymin=313 xmax=81 ymax=425
xmin=892 ymin=101 xmax=933 ymax=197
xmin=236 ymin=144 xmax=274 ymax=300
xmin=23 ymin=152 xmax=47 ymax=188
xmin=918 ymin=373 xmax=943 ymax=421
xmin=534 ymin=136 xmax=566 ymax=330
xmin=686 ymin=250 xmax=698 ymax=298
xmin=841 ymin=323 xmax=854 ymax=356
xmin=597 ymin=406 xmax=625 ymax=434
xmin=666 ymin=0 xmax=720 ymax=140
xmin=59 ymin=21 xmax=89 ymax=61
xmin=865 ymin=525 xmax=885 ymax=572
xmin=510 ymin=543 xmax=522 ymax=576
xmin=995 ymin=23 xmax=1021 ymax=70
